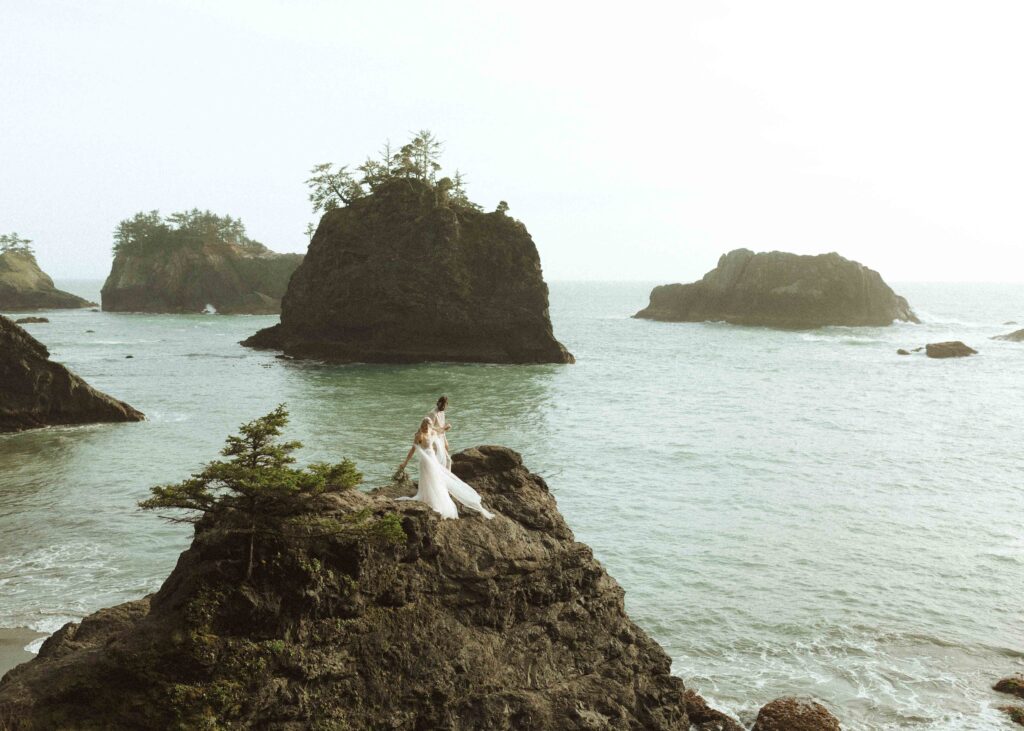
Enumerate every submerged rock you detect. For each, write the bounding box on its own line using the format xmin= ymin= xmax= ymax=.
xmin=751 ymin=697 xmax=841 ymax=730
xmin=0 ymin=250 xmax=95 ymax=310
xmin=14 ymin=316 xmax=48 ymax=324
xmin=993 ymin=328 xmax=1024 ymax=342
xmin=102 ymin=237 xmax=302 ymax=314
xmin=243 ymin=179 xmax=573 ymax=364
xmin=635 ymin=249 xmax=918 ymax=329
xmin=897 ymin=348 xmax=910 ymax=355
xmin=0 ymin=445 xmax=722 ymax=729
xmin=1001 ymin=705 xmax=1024 ymax=727
xmin=0 ymin=315 xmax=144 ymax=432
xmin=925 ymin=341 xmax=977 ymax=358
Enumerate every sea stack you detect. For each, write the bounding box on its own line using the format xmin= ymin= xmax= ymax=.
xmin=101 ymin=210 xmax=303 ymax=314
xmin=0 ymin=315 xmax=144 ymax=432
xmin=243 ymin=179 xmax=573 ymax=364
xmin=0 ymin=249 xmax=95 ymax=310
xmin=0 ymin=446 xmax=718 ymax=728
xmin=635 ymin=249 xmax=918 ymax=328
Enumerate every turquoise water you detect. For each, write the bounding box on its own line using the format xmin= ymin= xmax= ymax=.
xmin=2 ymin=280 xmax=1022 ymax=729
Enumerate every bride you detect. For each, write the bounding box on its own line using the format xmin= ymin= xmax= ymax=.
xmin=395 ymin=419 xmax=495 ymax=520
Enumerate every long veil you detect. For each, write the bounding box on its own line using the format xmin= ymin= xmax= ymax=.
xmin=415 ymin=445 xmax=495 ymax=519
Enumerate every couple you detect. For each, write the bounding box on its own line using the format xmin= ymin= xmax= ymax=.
xmin=396 ymin=396 xmax=495 ymax=520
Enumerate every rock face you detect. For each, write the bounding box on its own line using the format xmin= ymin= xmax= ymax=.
xmin=243 ymin=180 xmax=573 ymax=364
xmin=993 ymin=328 xmax=1024 ymax=342
xmin=925 ymin=341 xmax=977 ymax=358
xmin=101 ymin=241 xmax=302 ymax=314
xmin=0 ymin=315 xmax=144 ymax=432
xmin=635 ymin=249 xmax=918 ymax=329
xmin=0 ymin=446 xmax=706 ymax=729
xmin=0 ymin=251 xmax=95 ymax=310
xmin=751 ymin=697 xmax=841 ymax=731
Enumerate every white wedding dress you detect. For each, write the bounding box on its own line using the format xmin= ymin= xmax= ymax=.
xmin=398 ymin=444 xmax=495 ymax=520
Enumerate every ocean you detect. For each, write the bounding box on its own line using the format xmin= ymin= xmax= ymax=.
xmin=1 ymin=280 xmax=1022 ymax=729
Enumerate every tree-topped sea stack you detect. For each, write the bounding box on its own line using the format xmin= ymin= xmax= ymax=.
xmin=243 ymin=132 xmax=573 ymax=364
xmin=0 ymin=233 xmax=95 ymax=310
xmin=636 ymin=248 xmax=919 ymax=329
xmin=101 ymin=210 xmax=303 ymax=314
xmin=0 ymin=314 xmax=143 ymax=432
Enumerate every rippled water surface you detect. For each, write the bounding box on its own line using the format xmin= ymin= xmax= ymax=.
xmin=2 ymin=280 xmax=1022 ymax=729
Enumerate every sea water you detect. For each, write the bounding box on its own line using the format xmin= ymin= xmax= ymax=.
xmin=1 ymin=281 xmax=1022 ymax=730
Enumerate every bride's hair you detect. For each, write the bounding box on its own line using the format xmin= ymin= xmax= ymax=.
xmin=436 ymin=395 xmax=448 ymax=410
xmin=419 ymin=418 xmax=431 ymax=433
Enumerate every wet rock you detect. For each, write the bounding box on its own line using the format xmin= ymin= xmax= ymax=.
xmin=925 ymin=341 xmax=977 ymax=358
xmin=995 ymin=676 xmax=1024 ymax=700
xmin=992 ymin=328 xmax=1024 ymax=342
xmin=751 ymin=697 xmax=841 ymax=730
xmin=0 ymin=445 xmax=711 ymax=729
xmin=14 ymin=316 xmax=48 ymax=324
xmin=0 ymin=250 xmax=96 ymax=310
xmin=243 ymin=178 xmax=573 ymax=364
xmin=1001 ymin=705 xmax=1024 ymax=727
xmin=683 ymin=689 xmax=744 ymax=730
xmin=897 ymin=348 xmax=910 ymax=355
xmin=635 ymin=249 xmax=918 ymax=329
xmin=0 ymin=315 xmax=144 ymax=432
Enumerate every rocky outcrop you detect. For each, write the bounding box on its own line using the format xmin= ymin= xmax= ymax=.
xmin=243 ymin=179 xmax=573 ymax=364
xmin=14 ymin=317 xmax=48 ymax=324
xmin=925 ymin=341 xmax=977 ymax=358
xmin=635 ymin=249 xmax=918 ymax=329
xmin=0 ymin=251 xmax=95 ymax=311
xmin=0 ymin=445 xmax=709 ymax=728
xmin=993 ymin=328 xmax=1024 ymax=342
xmin=750 ymin=697 xmax=841 ymax=730
xmin=101 ymin=241 xmax=302 ymax=314
xmin=0 ymin=315 xmax=144 ymax=432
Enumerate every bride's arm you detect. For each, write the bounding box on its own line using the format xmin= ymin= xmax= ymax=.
xmin=397 ymin=444 xmax=415 ymax=472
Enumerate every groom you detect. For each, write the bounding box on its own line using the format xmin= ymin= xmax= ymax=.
xmin=425 ymin=395 xmax=452 ymax=469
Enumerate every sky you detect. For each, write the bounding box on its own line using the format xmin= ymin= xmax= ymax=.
xmin=3 ymin=0 xmax=1023 ymax=282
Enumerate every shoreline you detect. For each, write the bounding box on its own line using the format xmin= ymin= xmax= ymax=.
xmin=0 ymin=627 xmax=46 ymax=677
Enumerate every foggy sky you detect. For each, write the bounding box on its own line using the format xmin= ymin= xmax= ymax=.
xmin=3 ymin=1 xmax=1023 ymax=282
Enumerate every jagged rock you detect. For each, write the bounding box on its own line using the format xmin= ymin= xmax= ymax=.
xmin=0 ymin=446 xmax=722 ymax=729
xmin=635 ymin=249 xmax=918 ymax=329
xmin=995 ymin=676 xmax=1024 ymax=700
xmin=751 ymin=697 xmax=841 ymax=730
xmin=0 ymin=250 xmax=95 ymax=310
xmin=243 ymin=179 xmax=573 ymax=364
xmin=14 ymin=317 xmax=48 ymax=324
xmin=0 ymin=315 xmax=144 ymax=432
xmin=102 ymin=241 xmax=302 ymax=314
xmin=925 ymin=341 xmax=977 ymax=358
xmin=683 ymin=689 xmax=744 ymax=730
xmin=993 ymin=329 xmax=1024 ymax=342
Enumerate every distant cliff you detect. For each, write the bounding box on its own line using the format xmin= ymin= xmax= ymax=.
xmin=0 ymin=251 xmax=95 ymax=310
xmin=0 ymin=315 xmax=143 ymax=432
xmin=635 ymin=249 xmax=918 ymax=328
xmin=244 ymin=179 xmax=572 ymax=363
xmin=100 ymin=209 xmax=302 ymax=314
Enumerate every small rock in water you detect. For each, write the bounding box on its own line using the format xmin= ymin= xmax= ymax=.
xmin=14 ymin=317 xmax=49 ymax=324
xmin=1001 ymin=705 xmax=1024 ymax=727
xmin=85 ymin=329 xmax=95 ymax=333
xmin=751 ymin=697 xmax=841 ymax=731
xmin=897 ymin=348 xmax=910 ymax=355
xmin=925 ymin=341 xmax=977 ymax=359
xmin=1004 ymin=320 xmax=1018 ymax=325
xmin=992 ymin=328 xmax=1024 ymax=342
xmin=912 ymin=346 xmax=924 ymax=352
xmin=995 ymin=675 xmax=1024 ymax=700
xmin=89 ymin=308 xmax=100 ymax=312
xmin=125 ymin=355 xmax=134 ymax=359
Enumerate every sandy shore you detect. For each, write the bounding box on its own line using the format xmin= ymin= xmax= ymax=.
xmin=0 ymin=627 xmax=46 ymax=677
